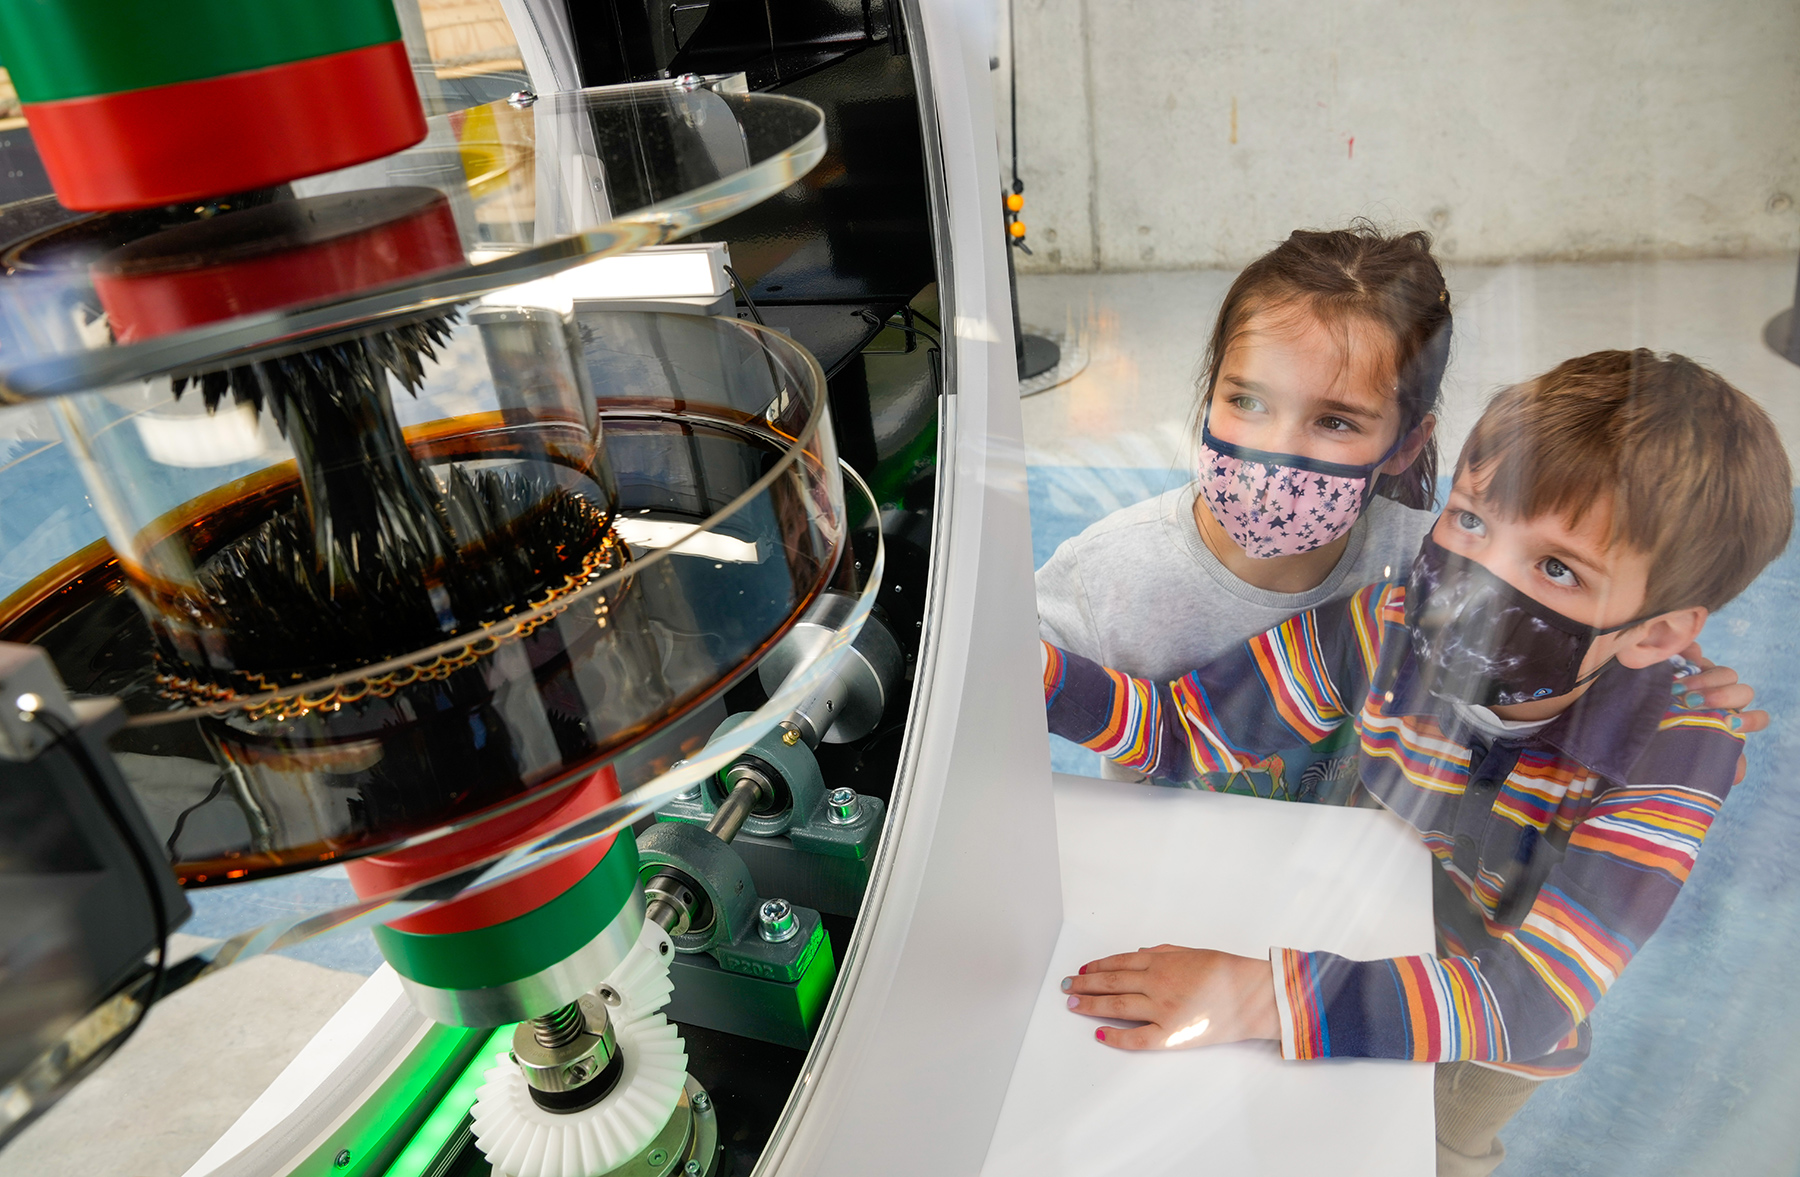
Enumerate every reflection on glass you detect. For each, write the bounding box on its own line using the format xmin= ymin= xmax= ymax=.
xmin=1031 ymin=212 xmax=1800 ymax=1165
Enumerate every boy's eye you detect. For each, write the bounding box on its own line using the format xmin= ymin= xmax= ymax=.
xmin=1541 ymin=557 xmax=1580 ymax=588
xmin=1453 ymin=510 xmax=1485 ymax=536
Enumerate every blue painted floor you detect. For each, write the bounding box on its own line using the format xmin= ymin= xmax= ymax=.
xmin=183 ymin=867 xmax=386 ymax=976
xmin=1029 ymin=464 xmax=1800 ymax=1176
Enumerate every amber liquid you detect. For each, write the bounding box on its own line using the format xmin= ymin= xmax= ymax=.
xmin=0 ymin=415 xmax=834 ymax=886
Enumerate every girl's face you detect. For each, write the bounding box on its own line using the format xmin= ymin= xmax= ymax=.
xmin=1208 ymin=306 xmax=1422 ymax=472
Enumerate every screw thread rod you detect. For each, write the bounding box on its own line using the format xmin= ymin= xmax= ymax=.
xmin=531 ymin=1001 xmax=585 ymax=1049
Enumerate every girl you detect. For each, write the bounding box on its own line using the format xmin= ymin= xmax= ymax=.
xmin=1037 ymin=224 xmax=1449 ymax=799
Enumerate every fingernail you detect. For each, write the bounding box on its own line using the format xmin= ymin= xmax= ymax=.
xmin=1060 ymin=977 xmax=1073 ymax=992
xmin=1095 ymin=1028 xmax=1107 ymax=1042
xmin=1078 ymin=965 xmax=1088 ymax=975
xmin=1730 ymin=715 xmax=1743 ymax=731
xmin=1672 ymin=680 xmax=1687 ymax=694
xmin=1067 ymin=996 xmax=1080 ymax=1010
xmin=1684 ymin=693 xmax=1704 ymax=708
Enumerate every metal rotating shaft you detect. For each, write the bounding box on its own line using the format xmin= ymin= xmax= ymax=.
xmin=646 ymin=773 xmax=770 ymax=935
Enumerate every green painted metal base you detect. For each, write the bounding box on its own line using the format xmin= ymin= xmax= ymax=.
xmin=722 ymin=828 xmax=878 ymax=917
xmin=666 ymin=931 xmax=838 ymax=1050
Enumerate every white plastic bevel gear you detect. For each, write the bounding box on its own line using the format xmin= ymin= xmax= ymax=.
xmin=472 ymin=923 xmax=685 ymax=1177
xmin=603 ymin=919 xmax=676 ymax=1016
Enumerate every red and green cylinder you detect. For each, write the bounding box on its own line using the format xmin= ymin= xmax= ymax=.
xmin=0 ymin=0 xmax=428 ymax=210
xmin=345 ymin=768 xmax=648 ymax=1028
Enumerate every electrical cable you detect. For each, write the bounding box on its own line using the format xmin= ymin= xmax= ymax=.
xmin=165 ymin=773 xmax=226 ymax=862
xmin=29 ymin=708 xmax=172 ymax=1067
xmin=722 ymin=264 xmax=765 ymax=326
xmin=907 ymin=307 xmax=944 ymax=336
xmin=1008 ymin=0 xmax=1020 ymax=192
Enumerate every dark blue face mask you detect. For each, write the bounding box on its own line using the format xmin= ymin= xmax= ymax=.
xmin=1405 ymin=534 xmax=1648 ymax=707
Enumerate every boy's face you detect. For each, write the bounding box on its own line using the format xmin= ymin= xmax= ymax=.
xmin=1433 ymin=467 xmax=1697 ymax=714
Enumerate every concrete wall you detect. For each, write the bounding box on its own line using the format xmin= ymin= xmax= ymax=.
xmin=1000 ymin=0 xmax=1800 ymax=271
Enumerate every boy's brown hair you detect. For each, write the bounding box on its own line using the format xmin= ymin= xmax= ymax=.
xmin=1458 ymin=349 xmax=1792 ymax=615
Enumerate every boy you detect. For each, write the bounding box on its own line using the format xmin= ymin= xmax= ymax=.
xmin=1045 ymin=350 xmax=1792 ymax=1176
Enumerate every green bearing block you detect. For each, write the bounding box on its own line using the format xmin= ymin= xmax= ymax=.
xmin=666 ymin=921 xmax=838 ymax=1050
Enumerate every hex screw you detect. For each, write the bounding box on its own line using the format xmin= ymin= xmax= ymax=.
xmin=758 ymin=898 xmax=799 ymax=943
xmin=334 ymin=1149 xmax=352 ymax=1169
xmin=692 ymin=1090 xmax=712 ymax=1111
xmin=685 ymin=1161 xmax=703 ymax=1175
xmin=826 ymin=787 xmax=860 ymax=825
xmin=648 ymin=1148 xmax=669 ymax=1166
xmin=564 ymin=1057 xmax=599 ymax=1084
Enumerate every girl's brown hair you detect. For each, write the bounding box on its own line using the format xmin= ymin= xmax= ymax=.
xmin=1199 ymin=221 xmax=1452 ymax=510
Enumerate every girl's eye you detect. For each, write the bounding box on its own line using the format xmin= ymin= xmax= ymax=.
xmin=1453 ymin=510 xmax=1485 ymax=536
xmin=1541 ymin=558 xmax=1579 ymax=588
xmin=1228 ymin=394 xmax=1265 ymax=413
xmin=1317 ymin=415 xmax=1356 ymax=433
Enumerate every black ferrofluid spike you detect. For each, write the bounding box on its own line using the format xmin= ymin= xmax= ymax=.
xmin=163 ymin=311 xmax=619 ymax=689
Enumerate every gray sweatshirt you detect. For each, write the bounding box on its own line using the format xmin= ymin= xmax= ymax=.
xmin=1036 ymin=481 xmax=1436 ymax=792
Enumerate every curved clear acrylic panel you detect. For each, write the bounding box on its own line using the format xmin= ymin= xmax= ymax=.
xmin=0 ymin=82 xmax=825 ymax=400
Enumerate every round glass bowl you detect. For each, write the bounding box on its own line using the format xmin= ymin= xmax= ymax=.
xmin=3 ymin=305 xmax=859 ymax=899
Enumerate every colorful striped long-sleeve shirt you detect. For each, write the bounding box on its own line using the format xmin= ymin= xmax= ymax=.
xmin=1042 ymin=579 xmax=1742 ymax=1075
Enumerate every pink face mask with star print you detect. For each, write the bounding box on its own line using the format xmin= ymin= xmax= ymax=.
xmin=1199 ymin=409 xmax=1407 ymax=559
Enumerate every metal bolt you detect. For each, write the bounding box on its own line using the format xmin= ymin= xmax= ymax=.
xmin=648 ymin=1148 xmax=669 ymax=1166
xmin=598 ymin=984 xmax=622 ymax=1007
xmin=564 ymin=1057 xmax=598 ymax=1084
xmin=781 ymin=726 xmax=802 ymax=746
xmin=758 ymin=898 xmax=799 ymax=943
xmin=676 ymin=73 xmax=702 ymax=90
xmin=507 ymin=89 xmax=537 ymax=107
xmin=692 ymin=1090 xmax=711 ymax=1111
xmin=826 ymin=787 xmax=860 ymax=825
xmin=334 ymin=1149 xmax=351 ymax=1169
xmin=685 ymin=1161 xmax=703 ymax=1175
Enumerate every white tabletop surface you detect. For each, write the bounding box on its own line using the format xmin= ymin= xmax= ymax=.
xmin=981 ymin=774 xmax=1438 ymax=1177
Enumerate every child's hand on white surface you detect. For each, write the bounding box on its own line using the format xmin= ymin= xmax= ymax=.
xmin=1061 ymin=945 xmax=1279 ymax=1050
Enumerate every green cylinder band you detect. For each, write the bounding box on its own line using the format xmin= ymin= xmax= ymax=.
xmin=374 ymin=833 xmax=641 ymax=993
xmin=0 ymin=0 xmax=402 ymax=103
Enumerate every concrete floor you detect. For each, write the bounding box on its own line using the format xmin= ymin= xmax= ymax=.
xmin=1018 ymin=256 xmax=1800 ymax=473
xmin=1 ymin=937 xmax=365 ymax=1177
